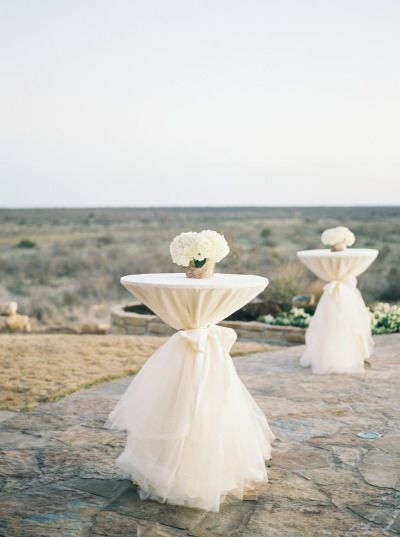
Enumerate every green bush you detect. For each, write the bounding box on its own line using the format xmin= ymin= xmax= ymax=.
xmin=260 ymin=303 xmax=400 ymax=335
xmin=260 ymin=308 xmax=311 ymax=328
xmin=379 ymin=267 xmax=400 ymax=301
xmin=16 ymin=239 xmax=37 ymax=249
xmin=260 ymin=227 xmax=277 ymax=246
xmin=265 ymin=263 xmax=309 ymax=309
xmin=96 ymin=234 xmax=114 ymax=246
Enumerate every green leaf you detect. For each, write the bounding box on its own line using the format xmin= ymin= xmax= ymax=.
xmin=194 ymin=258 xmax=207 ymax=268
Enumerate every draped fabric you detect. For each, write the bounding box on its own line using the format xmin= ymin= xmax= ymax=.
xmin=106 ymin=273 xmax=275 ymax=512
xmin=297 ymin=249 xmax=378 ymax=375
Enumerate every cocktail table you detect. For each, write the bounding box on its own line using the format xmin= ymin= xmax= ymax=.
xmin=107 ymin=273 xmax=275 ymax=512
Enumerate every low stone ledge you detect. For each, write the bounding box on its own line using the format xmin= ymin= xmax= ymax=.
xmin=221 ymin=320 xmax=267 ymax=332
xmin=110 ymin=304 xmax=305 ymax=345
xmin=80 ymin=323 xmax=109 ymax=335
xmin=0 ymin=302 xmax=18 ymax=316
xmin=0 ymin=314 xmax=31 ymax=333
xmin=147 ymin=321 xmax=175 ymax=336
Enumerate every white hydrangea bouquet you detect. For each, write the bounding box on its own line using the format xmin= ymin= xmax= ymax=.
xmin=321 ymin=226 xmax=355 ymax=252
xmin=170 ymin=230 xmax=229 ymax=279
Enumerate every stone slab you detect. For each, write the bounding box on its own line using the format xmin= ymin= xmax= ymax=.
xmin=0 ymin=334 xmax=398 ymax=536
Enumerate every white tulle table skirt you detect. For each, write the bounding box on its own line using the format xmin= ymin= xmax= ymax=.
xmin=301 ymin=278 xmax=373 ymax=374
xmin=106 ymin=325 xmax=275 ymax=512
xmin=298 ymin=249 xmax=378 ymax=375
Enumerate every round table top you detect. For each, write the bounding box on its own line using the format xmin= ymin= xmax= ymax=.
xmin=296 ymin=248 xmax=378 ymax=281
xmin=297 ymin=248 xmax=379 ymax=259
xmin=121 ymin=273 xmax=269 ymax=290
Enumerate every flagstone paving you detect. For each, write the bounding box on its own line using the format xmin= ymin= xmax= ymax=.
xmin=0 ymin=335 xmax=399 ymax=537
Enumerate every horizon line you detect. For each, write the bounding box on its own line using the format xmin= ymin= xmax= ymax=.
xmin=0 ymin=204 xmax=399 ymax=210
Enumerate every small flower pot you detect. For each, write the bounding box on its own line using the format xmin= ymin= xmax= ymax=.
xmin=331 ymin=241 xmax=347 ymax=252
xmin=185 ymin=259 xmax=215 ymax=279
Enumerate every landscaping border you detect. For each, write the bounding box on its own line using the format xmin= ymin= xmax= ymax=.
xmin=110 ymin=304 xmax=305 ymax=346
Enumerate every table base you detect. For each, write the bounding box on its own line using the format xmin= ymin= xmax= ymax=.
xmin=106 ymin=325 xmax=275 ymax=512
xmin=301 ymin=280 xmax=373 ymax=374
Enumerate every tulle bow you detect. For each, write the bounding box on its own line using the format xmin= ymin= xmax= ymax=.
xmin=324 ymin=276 xmax=357 ymax=296
xmin=176 ymin=325 xmax=237 ymax=415
xmin=177 ymin=325 xmax=237 ymax=354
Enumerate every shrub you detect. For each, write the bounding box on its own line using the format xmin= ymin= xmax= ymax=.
xmin=62 ymin=291 xmax=79 ymax=306
xmin=16 ymin=239 xmax=37 ymax=249
xmin=265 ymin=262 xmax=309 ymax=309
xmin=379 ymin=267 xmax=400 ymax=301
xmin=260 ymin=308 xmax=311 ymax=328
xmin=369 ymin=303 xmax=400 ymax=334
xmin=96 ymin=234 xmax=114 ymax=246
xmin=260 ymin=303 xmax=400 ymax=335
xmin=260 ymin=227 xmax=277 ymax=247
xmin=260 ymin=227 xmax=271 ymax=239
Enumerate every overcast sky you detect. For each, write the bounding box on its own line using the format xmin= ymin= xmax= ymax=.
xmin=1 ymin=0 xmax=399 ymax=207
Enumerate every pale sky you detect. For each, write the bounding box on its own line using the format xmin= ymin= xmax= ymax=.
xmin=1 ymin=0 xmax=399 ymax=207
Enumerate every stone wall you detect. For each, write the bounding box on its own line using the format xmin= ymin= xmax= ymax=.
xmin=110 ymin=305 xmax=305 ymax=346
xmin=0 ymin=302 xmax=31 ymax=333
xmin=221 ymin=319 xmax=306 ymax=345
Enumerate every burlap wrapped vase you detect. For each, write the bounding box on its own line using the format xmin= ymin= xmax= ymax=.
xmin=185 ymin=259 xmax=215 ymax=279
xmin=331 ymin=241 xmax=347 ymax=252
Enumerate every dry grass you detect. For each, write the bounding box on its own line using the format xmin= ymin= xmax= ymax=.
xmin=0 ymin=334 xmax=275 ymax=411
xmin=1 ymin=207 xmax=398 ymax=326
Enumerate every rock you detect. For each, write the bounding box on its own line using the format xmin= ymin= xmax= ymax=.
xmin=45 ymin=325 xmax=80 ymax=334
xmin=110 ymin=302 xmax=306 ymax=345
xmin=358 ymin=449 xmax=400 ymax=490
xmin=271 ymin=417 xmax=341 ymax=442
xmin=292 ymin=295 xmax=315 ymax=308
xmin=348 ymin=496 xmax=400 ymax=535
xmin=270 ymin=442 xmax=331 ymax=471
xmin=263 ymin=472 xmax=331 ymax=505
xmin=91 ymin=512 xmax=184 ymax=537
xmin=0 ymin=333 xmax=398 ymax=536
xmin=374 ymin=434 xmax=400 ymax=456
xmin=0 ymin=411 xmax=17 ymax=423
xmin=189 ymin=499 xmax=256 ymax=537
xmin=0 ymin=430 xmax=49 ymax=449
xmin=5 ymin=411 xmax=78 ymax=431
xmin=221 ymin=320 xmax=306 ymax=345
xmin=147 ymin=321 xmax=175 ymax=336
xmin=124 ymin=312 xmax=150 ymax=327
xmin=286 ymin=331 xmax=307 ymax=344
xmin=62 ymin=477 xmax=130 ymax=499
xmin=0 ymin=449 xmax=41 ymax=478
xmin=79 ymin=323 xmax=109 ymax=335
xmin=0 ymin=314 xmax=30 ymax=333
xmin=240 ymin=501 xmax=384 ymax=537
xmin=0 ymin=486 xmax=106 ymax=537
xmin=106 ymin=484 xmax=205 ymax=529
xmin=227 ymin=299 xmax=282 ymax=321
xmin=0 ymin=301 xmax=18 ymax=316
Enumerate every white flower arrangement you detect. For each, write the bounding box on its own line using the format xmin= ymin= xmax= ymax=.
xmin=261 ymin=303 xmax=400 ymax=335
xmin=169 ymin=230 xmax=229 ymax=268
xmin=369 ymin=302 xmax=400 ymax=334
xmin=321 ymin=226 xmax=355 ymax=249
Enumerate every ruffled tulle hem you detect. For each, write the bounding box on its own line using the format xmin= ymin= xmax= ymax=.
xmin=116 ymin=449 xmax=272 ymax=512
xmin=300 ymin=353 xmax=366 ymax=374
xmin=106 ymin=324 xmax=275 ymax=512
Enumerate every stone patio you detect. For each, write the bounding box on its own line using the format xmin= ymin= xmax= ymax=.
xmin=0 ymin=335 xmax=399 ymax=537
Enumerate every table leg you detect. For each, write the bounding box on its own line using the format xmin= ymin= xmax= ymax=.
xmin=301 ymin=280 xmax=373 ymax=374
